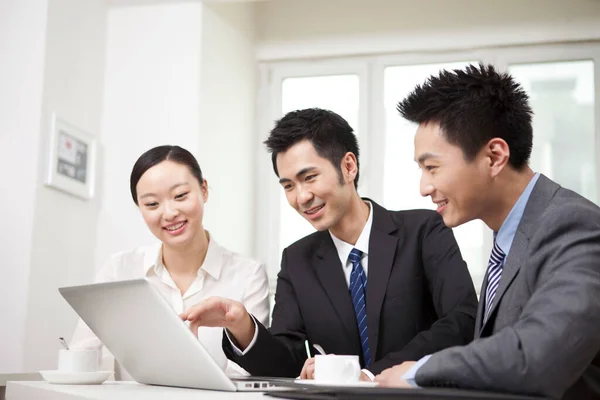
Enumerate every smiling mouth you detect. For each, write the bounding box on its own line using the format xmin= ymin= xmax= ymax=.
xmin=435 ymin=200 xmax=448 ymax=207
xmin=304 ymin=204 xmax=324 ymax=215
xmin=164 ymin=221 xmax=186 ymax=231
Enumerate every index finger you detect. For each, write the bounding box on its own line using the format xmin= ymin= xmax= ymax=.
xmin=183 ymin=301 xmax=212 ymax=322
xmin=189 ymin=320 xmax=200 ymax=338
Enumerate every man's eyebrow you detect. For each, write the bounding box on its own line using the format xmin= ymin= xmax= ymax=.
xmin=278 ymin=167 xmax=317 ymax=184
xmin=415 ymin=152 xmax=439 ymax=165
xmin=295 ymin=167 xmax=317 ymax=178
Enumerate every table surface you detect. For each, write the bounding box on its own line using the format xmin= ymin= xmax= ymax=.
xmin=6 ymin=381 xmax=270 ymax=400
xmin=0 ymin=373 xmax=40 ymax=386
xmin=6 ymin=380 xmax=548 ymax=400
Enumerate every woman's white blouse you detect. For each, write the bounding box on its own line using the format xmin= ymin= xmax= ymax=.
xmin=69 ymin=235 xmax=270 ymax=378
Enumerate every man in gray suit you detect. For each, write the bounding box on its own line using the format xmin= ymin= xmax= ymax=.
xmin=375 ymin=64 xmax=600 ymax=399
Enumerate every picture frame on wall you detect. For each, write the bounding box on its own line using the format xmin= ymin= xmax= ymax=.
xmin=45 ymin=113 xmax=97 ymax=200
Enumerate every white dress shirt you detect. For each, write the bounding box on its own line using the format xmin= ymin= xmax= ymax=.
xmin=230 ymin=201 xmax=374 ymax=378
xmin=329 ymin=200 xmax=373 ymax=285
xmin=70 ymin=233 xmax=270 ymax=379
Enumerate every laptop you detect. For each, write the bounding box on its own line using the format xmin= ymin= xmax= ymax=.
xmin=59 ymin=279 xmax=289 ymax=391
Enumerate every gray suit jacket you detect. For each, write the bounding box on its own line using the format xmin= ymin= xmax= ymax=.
xmin=415 ymin=175 xmax=600 ymax=399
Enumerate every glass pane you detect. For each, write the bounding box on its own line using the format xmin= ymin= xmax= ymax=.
xmin=282 ymin=75 xmax=360 ymax=131
xmin=383 ymin=62 xmax=489 ymax=290
xmin=509 ymin=61 xmax=596 ymax=202
xmin=279 ymin=75 xmax=360 ymax=257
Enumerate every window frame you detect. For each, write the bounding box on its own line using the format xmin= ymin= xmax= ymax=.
xmin=255 ymin=60 xmax=370 ymax=293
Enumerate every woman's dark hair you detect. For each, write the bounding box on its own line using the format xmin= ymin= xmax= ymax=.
xmin=130 ymin=145 xmax=204 ymax=205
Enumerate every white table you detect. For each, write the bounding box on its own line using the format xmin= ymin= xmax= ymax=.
xmin=6 ymin=381 xmax=273 ymax=400
xmin=0 ymin=374 xmax=40 ymax=400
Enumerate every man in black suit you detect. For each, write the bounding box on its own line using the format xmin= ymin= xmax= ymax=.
xmin=181 ymin=108 xmax=477 ymax=380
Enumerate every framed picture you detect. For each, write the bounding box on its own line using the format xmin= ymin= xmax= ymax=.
xmin=45 ymin=113 xmax=97 ymax=200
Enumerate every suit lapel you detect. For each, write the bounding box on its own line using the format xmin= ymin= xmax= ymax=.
xmin=479 ymin=174 xmax=559 ymax=334
xmin=474 ymin=270 xmax=490 ymax=338
xmin=365 ymin=200 xmax=398 ymax=358
xmin=479 ymin=230 xmax=526 ymax=334
xmin=314 ymin=233 xmax=360 ymax=341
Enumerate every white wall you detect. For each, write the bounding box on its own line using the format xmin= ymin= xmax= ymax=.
xmin=197 ymin=2 xmax=257 ymax=256
xmin=95 ymin=1 xmax=258 ymax=274
xmin=95 ymin=2 xmax=204 ymax=272
xmin=0 ymin=0 xmax=48 ymax=373
xmin=22 ymin=0 xmax=107 ymax=371
xmin=256 ymin=0 xmax=600 ymax=60
xmin=0 ymin=0 xmax=107 ymax=372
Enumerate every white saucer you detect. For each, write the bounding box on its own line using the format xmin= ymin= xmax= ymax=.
xmin=39 ymin=370 xmax=113 ymax=385
xmin=294 ymin=379 xmax=378 ymax=388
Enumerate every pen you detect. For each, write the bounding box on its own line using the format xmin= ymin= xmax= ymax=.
xmin=304 ymin=340 xmax=311 ymax=358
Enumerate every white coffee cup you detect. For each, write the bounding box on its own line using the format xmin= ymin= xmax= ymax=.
xmin=314 ymin=355 xmax=361 ymax=383
xmin=58 ymin=349 xmax=99 ymax=372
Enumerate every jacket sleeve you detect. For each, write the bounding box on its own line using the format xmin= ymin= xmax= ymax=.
xmin=222 ymin=248 xmax=308 ymax=377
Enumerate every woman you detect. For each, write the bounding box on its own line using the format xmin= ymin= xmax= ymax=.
xmin=70 ymin=145 xmax=270 ymax=378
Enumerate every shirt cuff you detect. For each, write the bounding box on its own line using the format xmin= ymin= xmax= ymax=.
xmin=361 ymin=369 xmax=375 ymax=381
xmin=225 ymin=314 xmax=259 ymax=356
xmin=402 ymin=355 xmax=431 ymax=387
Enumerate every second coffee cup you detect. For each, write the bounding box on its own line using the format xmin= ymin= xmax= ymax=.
xmin=314 ymin=354 xmax=361 ymax=383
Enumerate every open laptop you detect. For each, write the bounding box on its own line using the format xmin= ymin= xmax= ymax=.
xmin=59 ymin=279 xmax=289 ymax=391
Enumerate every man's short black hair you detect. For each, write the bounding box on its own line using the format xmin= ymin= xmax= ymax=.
xmin=264 ymin=108 xmax=360 ymax=188
xmin=397 ymin=63 xmax=533 ymax=169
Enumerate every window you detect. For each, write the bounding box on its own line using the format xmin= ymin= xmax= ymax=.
xmin=278 ymin=74 xmax=360 ymax=257
xmin=509 ymin=60 xmax=596 ymax=201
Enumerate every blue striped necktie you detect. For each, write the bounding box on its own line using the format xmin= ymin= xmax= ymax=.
xmin=484 ymin=240 xmax=506 ymax=322
xmin=348 ymin=248 xmax=371 ymax=367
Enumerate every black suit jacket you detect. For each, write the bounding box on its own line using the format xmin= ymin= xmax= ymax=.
xmin=223 ymin=200 xmax=478 ymax=376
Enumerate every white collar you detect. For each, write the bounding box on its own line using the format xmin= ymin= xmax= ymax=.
xmin=329 ymin=200 xmax=373 ymax=263
xmin=143 ymin=232 xmax=223 ymax=280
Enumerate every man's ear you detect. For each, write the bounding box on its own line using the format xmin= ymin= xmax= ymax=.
xmin=485 ymin=138 xmax=510 ymax=178
xmin=340 ymin=152 xmax=358 ymax=184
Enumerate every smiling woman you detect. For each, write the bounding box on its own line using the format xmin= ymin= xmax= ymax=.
xmin=68 ymin=145 xmax=270 ymax=380
xmin=130 ymin=148 xmax=209 ymax=255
